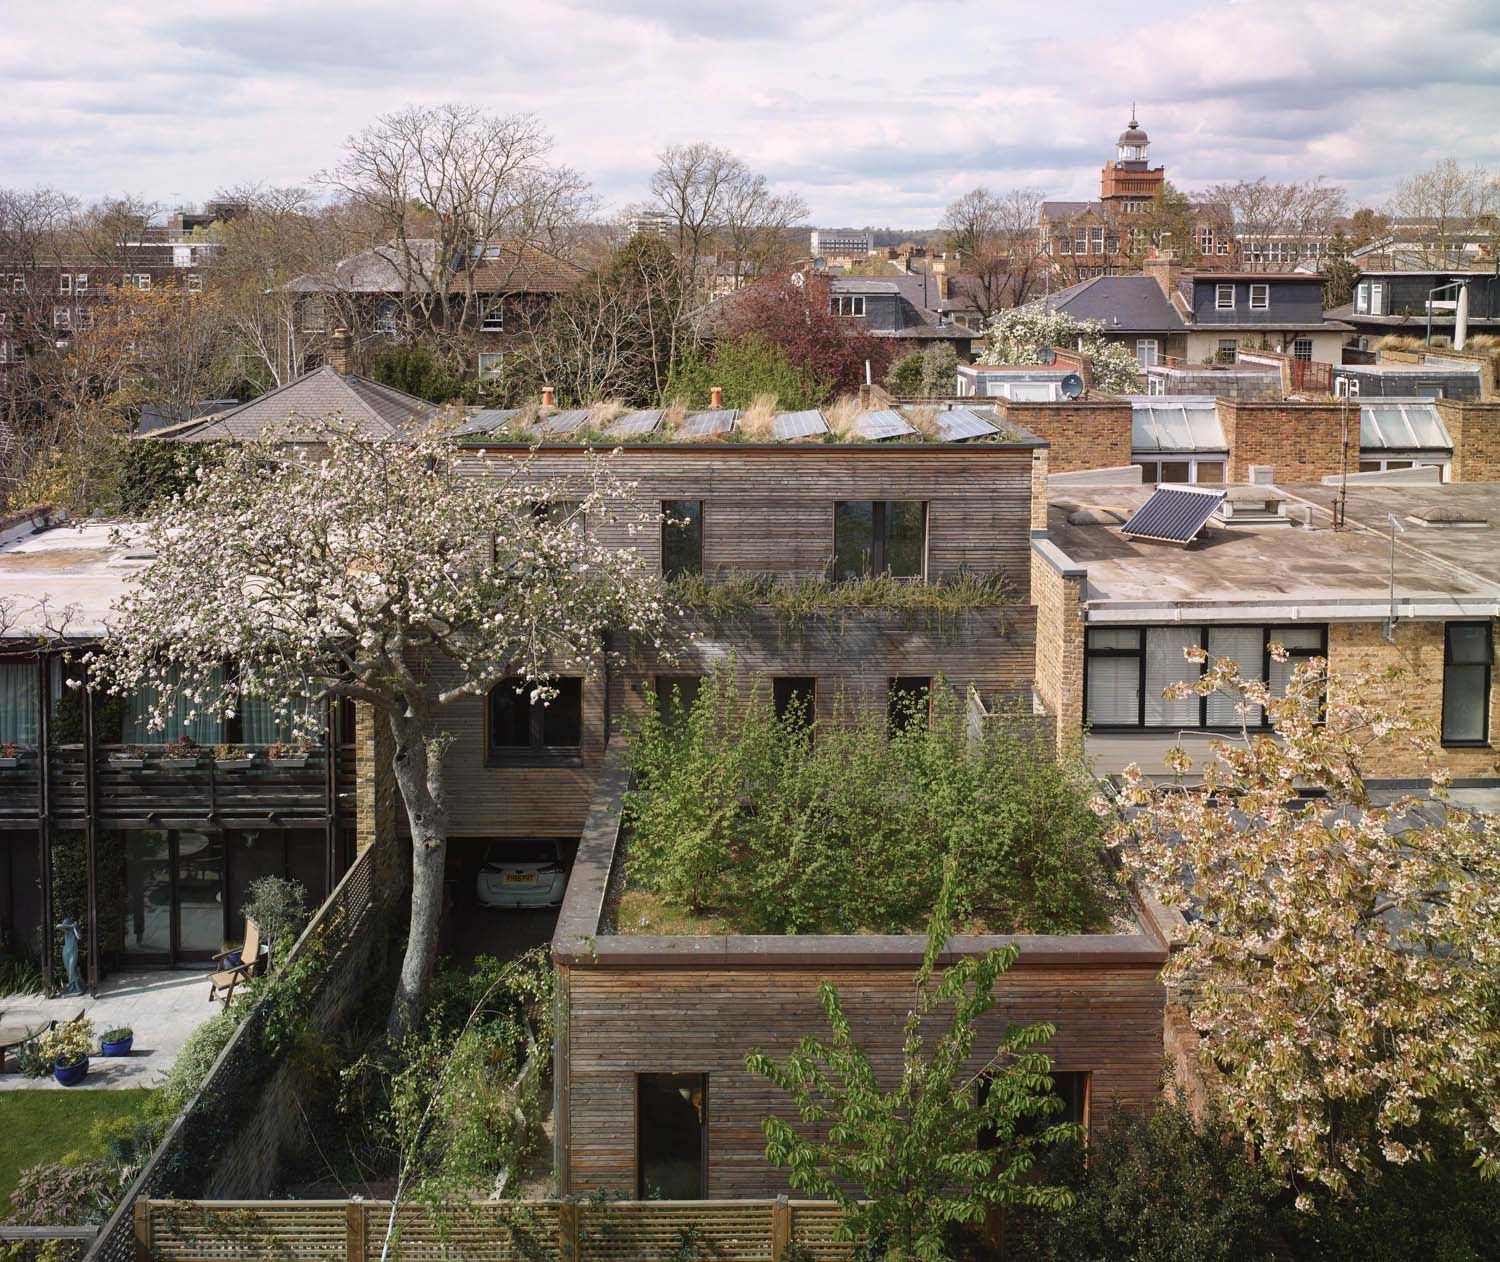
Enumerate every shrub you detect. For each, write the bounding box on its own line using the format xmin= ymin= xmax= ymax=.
xmin=153 ymin=1008 xmax=239 ymax=1119
xmin=100 ymin=1027 xmax=132 ymax=1044
xmin=885 ymin=349 xmax=927 ymax=395
xmin=5 ymin=1160 xmax=118 ymax=1226
xmin=887 ymin=343 xmax=959 ymax=397
xmin=625 ymin=666 xmax=1109 ymax=935
xmin=665 ymin=333 xmax=830 ymax=411
xmin=240 ymin=875 xmax=310 ymax=950
xmin=365 ymin=342 xmax=467 ymax=403
xmin=0 ymin=949 xmax=43 ymax=998
xmin=34 ymin=1017 xmax=94 ymax=1069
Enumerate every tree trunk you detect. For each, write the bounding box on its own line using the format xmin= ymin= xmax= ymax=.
xmin=387 ymin=712 xmax=450 ymax=1038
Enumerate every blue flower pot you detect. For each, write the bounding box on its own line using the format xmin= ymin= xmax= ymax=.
xmin=100 ymin=1034 xmax=133 ymax=1057
xmin=53 ymin=1056 xmax=89 ymax=1086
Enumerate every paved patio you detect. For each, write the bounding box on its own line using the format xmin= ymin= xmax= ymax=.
xmin=0 ymin=970 xmax=215 ymax=1090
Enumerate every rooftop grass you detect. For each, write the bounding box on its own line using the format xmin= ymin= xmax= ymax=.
xmin=614 ymin=670 xmax=1118 ymax=937
xmin=669 ymin=570 xmax=1017 ymax=624
xmin=0 ymin=1088 xmax=154 ymax=1214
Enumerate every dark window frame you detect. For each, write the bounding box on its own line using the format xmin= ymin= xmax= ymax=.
xmin=662 ymin=500 xmax=704 ymax=579
xmin=486 ymin=676 xmax=584 ymax=766
xmin=1441 ymin=621 xmax=1493 ymax=747
xmin=772 ymin=676 xmax=817 ymax=724
xmin=636 ymin=1072 xmax=708 ymax=1200
xmin=1083 ymin=624 xmax=1327 ymax=731
xmin=653 ymin=674 xmax=704 ymax=723
xmin=887 ymin=675 xmax=933 ymax=734
xmin=833 ymin=500 xmax=928 ymax=580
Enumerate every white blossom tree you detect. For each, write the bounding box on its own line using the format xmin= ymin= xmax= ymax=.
xmin=90 ymin=425 xmax=669 ymax=1034
xmin=977 ymin=307 xmax=1140 ymax=394
xmin=1102 ymin=647 xmax=1500 ymax=1207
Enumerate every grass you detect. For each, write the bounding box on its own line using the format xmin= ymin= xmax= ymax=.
xmin=670 ymin=570 xmax=1017 ymax=622
xmin=0 ymin=1088 xmax=154 ymax=1213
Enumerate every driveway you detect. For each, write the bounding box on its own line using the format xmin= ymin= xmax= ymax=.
xmin=437 ymin=838 xmax=576 ymax=966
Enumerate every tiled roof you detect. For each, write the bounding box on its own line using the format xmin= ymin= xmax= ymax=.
xmin=1044 ymin=275 xmax=1186 ymax=332
xmin=286 ymin=239 xmax=583 ymax=296
xmin=157 ymin=366 xmax=445 ymax=443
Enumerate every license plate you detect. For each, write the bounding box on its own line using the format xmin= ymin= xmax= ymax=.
xmin=504 ymin=873 xmax=538 ymax=884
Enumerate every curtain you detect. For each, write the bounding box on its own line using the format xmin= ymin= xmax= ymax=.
xmin=1144 ymin=628 xmax=1203 ymax=726
xmin=240 ymin=692 xmax=320 ymax=746
xmin=122 ymin=666 xmax=225 ymax=745
xmin=1086 ymin=656 xmax=1138 ymax=726
xmin=0 ymin=661 xmax=38 ymax=745
xmin=1206 ymin=628 xmax=1265 ymax=726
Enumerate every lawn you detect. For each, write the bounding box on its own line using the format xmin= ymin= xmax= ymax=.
xmin=0 ymin=1089 xmax=154 ymax=1213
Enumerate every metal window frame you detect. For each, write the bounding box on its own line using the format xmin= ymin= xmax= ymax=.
xmin=833 ymin=500 xmax=928 ymax=580
xmin=1441 ymin=620 xmax=1493 ymax=747
xmin=661 ymin=499 xmax=704 ymax=579
xmin=486 ymin=676 xmax=584 ymax=765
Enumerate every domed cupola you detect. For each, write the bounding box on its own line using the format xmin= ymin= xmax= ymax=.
xmin=1117 ymin=109 xmax=1149 ymax=164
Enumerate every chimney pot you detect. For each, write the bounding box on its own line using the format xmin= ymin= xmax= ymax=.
xmin=710 ymin=386 xmax=723 ymax=408
xmin=329 ymin=328 xmax=352 ymax=375
xmin=541 ymin=386 xmax=555 ymax=408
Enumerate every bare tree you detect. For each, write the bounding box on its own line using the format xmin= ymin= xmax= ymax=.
xmin=718 ymin=174 xmax=808 ymax=291
xmin=321 ymin=105 xmax=591 ymax=347
xmin=1200 ymin=177 xmax=1347 ymax=271
xmin=939 ymin=186 xmax=1049 ymax=324
xmin=649 ymin=142 xmax=745 ymax=283
xmin=1385 ymin=159 xmax=1500 ymax=268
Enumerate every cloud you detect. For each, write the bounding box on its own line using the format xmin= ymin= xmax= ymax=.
xmin=1 ymin=0 xmax=1496 ymax=223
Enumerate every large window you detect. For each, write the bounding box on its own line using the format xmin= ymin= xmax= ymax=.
xmin=1085 ymin=625 xmax=1325 ymax=729
xmin=1249 ymin=283 xmax=1269 ymax=310
xmin=654 ymin=675 xmax=703 ymax=724
xmin=0 ymin=660 xmax=39 ymax=746
xmin=487 ymin=676 xmax=583 ymax=762
xmin=773 ymin=676 xmax=816 ymax=724
xmin=1133 ymin=457 xmax=1226 ymax=484
xmin=980 ymin=1071 xmax=1090 ymax=1148
xmin=888 ymin=676 xmax=931 ymax=734
xmin=1135 ymin=338 xmax=1159 ymax=368
xmin=637 ymin=1073 xmax=707 ymax=1199
xmin=480 ymin=300 xmax=505 ymax=333
xmin=833 ymin=294 xmax=866 ymax=317
xmin=662 ymin=500 xmax=703 ymax=579
xmin=1442 ymin=622 xmax=1492 ymax=746
xmin=1292 ymin=338 xmax=1313 ymax=362
xmin=833 ymin=501 xmax=926 ymax=580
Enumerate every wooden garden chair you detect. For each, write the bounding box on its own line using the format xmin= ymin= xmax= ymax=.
xmin=208 ymin=917 xmax=262 ymax=1006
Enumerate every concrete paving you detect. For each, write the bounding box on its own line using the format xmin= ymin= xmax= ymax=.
xmin=0 ymin=969 xmax=216 ymax=1090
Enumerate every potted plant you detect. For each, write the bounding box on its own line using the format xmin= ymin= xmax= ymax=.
xmin=42 ymin=1016 xmax=94 ymax=1086
xmin=109 ymin=744 xmax=149 ymax=769
xmin=0 ymin=740 xmax=21 ymax=769
xmin=213 ymin=744 xmax=257 ymax=771
xmin=159 ymin=735 xmax=204 ymax=770
xmin=266 ymin=735 xmax=314 ymax=769
xmin=100 ymin=1027 xmax=133 ymax=1057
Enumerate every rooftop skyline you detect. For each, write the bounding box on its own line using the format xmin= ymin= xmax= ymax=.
xmin=6 ymin=0 xmax=1500 ymax=225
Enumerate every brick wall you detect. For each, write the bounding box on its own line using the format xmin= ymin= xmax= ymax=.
xmin=1219 ymin=398 xmax=1347 ymax=483
xmin=1327 ymin=619 xmax=1500 ymax=781
xmin=993 ymin=398 xmax=1133 ymax=473
xmin=354 ymin=703 xmax=395 ymax=854
xmin=1030 ymin=539 xmax=1087 ymax=753
xmin=1438 ymin=399 xmax=1500 ymax=482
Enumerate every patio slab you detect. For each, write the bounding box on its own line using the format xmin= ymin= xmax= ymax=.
xmin=0 ymin=970 xmax=216 ymax=1090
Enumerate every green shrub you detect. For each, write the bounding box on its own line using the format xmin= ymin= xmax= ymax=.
xmin=5 ymin=1159 xmax=118 ymax=1226
xmin=666 ymin=333 xmax=830 ymax=410
xmin=153 ymin=1009 xmax=240 ymax=1119
xmin=365 ymin=343 xmax=467 ymax=403
xmin=885 ymin=343 xmax=958 ymax=397
xmin=885 ymin=349 xmax=927 ymax=395
xmin=625 ymin=666 xmax=1109 ymax=935
xmin=113 ymin=439 xmax=227 ymax=517
xmin=0 ymin=949 xmax=43 ymax=998
xmin=240 ymin=875 xmax=310 ymax=951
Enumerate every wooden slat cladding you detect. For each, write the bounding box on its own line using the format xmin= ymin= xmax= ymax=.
xmin=559 ymin=960 xmax=1165 ymax=1198
xmin=455 ymin=446 xmax=1039 ymax=597
xmin=612 ymin=608 xmax=1036 ymax=726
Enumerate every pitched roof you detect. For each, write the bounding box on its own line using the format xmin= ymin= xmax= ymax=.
xmin=155 ymin=366 xmax=446 ymax=443
xmin=286 ymin=239 xmax=584 ymax=296
xmin=1044 ymin=275 xmax=1186 ymax=332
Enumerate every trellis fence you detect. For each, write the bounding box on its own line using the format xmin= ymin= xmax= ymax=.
xmin=132 ymin=1198 xmax=856 ymax=1262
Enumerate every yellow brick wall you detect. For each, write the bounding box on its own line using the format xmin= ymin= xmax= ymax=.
xmin=354 ymin=702 xmax=396 ymax=854
xmin=1438 ymin=399 xmax=1500 ymax=483
xmin=1327 ymin=620 xmax=1500 ymax=780
xmin=1030 ymin=544 xmax=1086 ymax=754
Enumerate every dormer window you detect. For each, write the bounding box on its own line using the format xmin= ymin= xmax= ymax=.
xmin=1215 ymin=284 xmax=1235 ymax=311
xmin=1249 ymin=283 xmax=1269 ymax=310
xmin=1356 ymin=282 xmax=1370 ymax=314
xmin=833 ymin=295 xmax=866 ymax=317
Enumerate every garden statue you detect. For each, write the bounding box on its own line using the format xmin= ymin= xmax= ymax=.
xmin=58 ymin=917 xmax=83 ymax=996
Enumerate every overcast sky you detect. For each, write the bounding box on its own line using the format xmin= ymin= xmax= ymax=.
xmin=6 ymin=0 xmax=1499 ymax=227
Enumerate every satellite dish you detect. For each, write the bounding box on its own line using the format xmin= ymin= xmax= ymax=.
xmin=790 ymin=271 xmax=806 ymax=287
xmin=1060 ymin=373 xmax=1085 ymax=399
xmin=1036 ymin=345 xmax=1056 ymax=365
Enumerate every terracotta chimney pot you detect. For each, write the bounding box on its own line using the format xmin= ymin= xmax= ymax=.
xmin=710 ymin=386 xmax=723 ymax=408
xmin=541 ymin=386 xmax=555 ymax=408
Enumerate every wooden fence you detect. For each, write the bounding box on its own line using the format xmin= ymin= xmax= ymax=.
xmin=132 ymin=1199 xmax=855 ymax=1262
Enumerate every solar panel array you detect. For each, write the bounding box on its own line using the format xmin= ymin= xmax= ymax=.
xmin=771 ymin=409 xmax=829 ymax=440
xmin=1120 ymin=485 xmax=1227 ymax=545
xmin=932 ymin=408 xmax=999 ymax=442
xmin=538 ymin=408 xmax=592 ymax=437
xmin=450 ymin=408 xmax=524 ymax=437
xmin=677 ymin=408 xmax=739 ymax=437
xmin=606 ymin=409 xmax=664 ymax=437
xmin=850 ymin=409 xmax=917 ymax=441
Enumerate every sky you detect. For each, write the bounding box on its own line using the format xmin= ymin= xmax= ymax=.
xmin=5 ymin=0 xmax=1500 ymax=227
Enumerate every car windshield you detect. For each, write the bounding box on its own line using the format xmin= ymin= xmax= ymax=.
xmin=483 ymin=840 xmax=558 ymax=865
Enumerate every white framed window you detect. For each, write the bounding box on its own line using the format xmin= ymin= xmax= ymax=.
xmin=1249 ymin=283 xmax=1269 ymax=310
xmin=1355 ymin=283 xmax=1370 ymax=314
xmin=374 ymin=298 xmax=400 ymax=334
xmin=1198 ymin=227 xmax=1215 ymax=254
xmin=59 ymin=274 xmax=71 ymax=294
xmin=1215 ymin=283 xmax=1235 ymax=310
xmin=833 ymin=294 xmax=866 ymax=317
xmin=1357 ymin=456 xmax=1450 ymax=481
xmin=53 ymin=307 xmax=71 ymax=330
xmin=1216 ymin=239 xmax=1230 ymax=255
xmin=1370 ymin=283 xmax=1384 ymax=316
xmin=10 ymin=276 xmax=24 ymax=293
xmin=1292 ymin=338 xmax=1313 ymax=362
xmin=76 ymin=274 xmax=88 ymax=292
xmin=300 ymin=296 xmax=326 ymax=333
xmin=1132 ymin=455 xmax=1227 ymax=484
xmin=477 ymin=351 xmax=505 ymax=379
xmin=1059 ymin=235 xmax=1072 ymax=255
xmin=1217 ymin=338 xmax=1238 ymax=363
xmin=1091 ymin=227 xmax=1104 ymax=254
xmin=130 ymin=273 xmax=151 ymax=291
xmin=480 ymin=300 xmax=505 ymax=332
xmin=187 ymin=272 xmax=203 ymax=293
xmin=1074 ymin=230 xmax=1088 ymax=254
xmin=1135 ymin=338 xmax=1159 ymax=368
xmin=1334 ymin=376 xmax=1359 ymax=398
xmin=0 ymin=341 xmax=11 ymax=363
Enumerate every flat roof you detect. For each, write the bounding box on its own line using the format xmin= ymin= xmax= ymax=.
xmin=1045 ymin=480 xmax=1500 ymax=618
xmin=0 ymin=522 xmax=149 ymax=638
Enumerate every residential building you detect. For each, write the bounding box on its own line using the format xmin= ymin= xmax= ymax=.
xmin=1329 ymin=270 xmax=1500 ymax=349
xmin=810 ymin=229 xmax=874 ymax=260
xmin=825 ymin=276 xmax=981 ymax=356
xmin=628 ymin=210 xmax=676 ymax=238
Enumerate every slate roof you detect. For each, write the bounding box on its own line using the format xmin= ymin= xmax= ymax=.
xmin=155 ymin=366 xmax=445 ymax=443
xmin=1044 ymin=276 xmax=1186 ymax=332
xmin=286 ymin=239 xmax=583 ymax=296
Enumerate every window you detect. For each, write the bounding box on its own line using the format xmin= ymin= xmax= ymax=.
xmin=654 ymin=675 xmax=703 ymax=723
xmin=52 ymin=307 xmax=70 ymax=330
xmin=76 ymin=274 xmax=88 ymax=292
xmin=833 ymin=294 xmax=866 ymax=317
xmin=1442 ymin=622 xmax=1492 ymax=746
xmin=374 ymin=298 xmax=399 ymax=334
xmin=772 ymin=677 xmax=816 ymax=725
xmin=1073 ymin=230 xmax=1088 ymax=255
xmin=1370 ymin=283 xmax=1384 ymax=316
xmin=1215 ymin=283 xmax=1235 ymax=310
xmin=888 ymin=676 xmax=932 ymax=733
xmin=477 ymin=352 xmax=504 ymax=379
xmin=662 ymin=500 xmax=703 ymax=579
xmin=981 ymin=1070 xmax=1090 ymax=1148
xmin=833 ymin=501 xmax=926 ymax=580
xmin=1058 ymin=235 xmax=1072 ymax=255
xmin=133 ymin=274 xmax=151 ymax=292
xmin=487 ymin=676 xmax=583 ymax=762
xmin=1085 ymin=625 xmax=1325 ymax=729
xmin=1090 ymin=227 xmax=1104 ymax=255
xmin=1197 ymin=227 xmax=1215 ymax=254
xmin=187 ymin=273 xmax=203 ymax=293
xmin=1292 ymin=338 xmax=1313 ymax=362
xmin=10 ymin=276 xmax=25 ymax=293
xmin=637 ymin=1073 xmax=706 ymax=1199
xmin=59 ymin=274 xmax=71 ymax=294
xmin=1135 ymin=338 xmax=1159 ymax=368
xmin=1355 ymin=282 xmax=1370 ymax=314
xmin=1217 ymin=239 xmax=1231 ymax=256
xmin=1132 ymin=457 xmax=1224 ymax=484
xmin=1249 ymin=283 xmax=1269 ymax=310
xmin=1216 ymin=338 xmax=1238 ymax=364
xmin=480 ymin=300 xmax=505 ymax=332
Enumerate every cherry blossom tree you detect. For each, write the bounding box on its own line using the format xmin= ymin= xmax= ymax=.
xmin=1102 ymin=647 xmax=1500 ymax=1207
xmin=90 ymin=425 xmax=669 ymax=1034
xmin=978 ymin=307 xmax=1140 ymax=394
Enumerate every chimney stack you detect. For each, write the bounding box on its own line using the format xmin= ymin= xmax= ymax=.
xmin=1142 ymin=250 xmax=1182 ymax=304
xmin=710 ymin=386 xmax=723 ymax=408
xmin=329 ymin=328 xmax=352 ymax=375
xmin=541 ymin=386 xmax=555 ymax=409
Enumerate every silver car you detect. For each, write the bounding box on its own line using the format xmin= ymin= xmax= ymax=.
xmin=475 ymin=839 xmax=567 ymax=909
